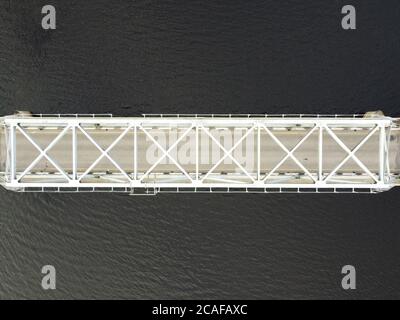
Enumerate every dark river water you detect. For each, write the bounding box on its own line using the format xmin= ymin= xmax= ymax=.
xmin=1 ymin=0 xmax=400 ymax=299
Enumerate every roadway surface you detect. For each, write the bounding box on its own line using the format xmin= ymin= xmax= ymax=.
xmin=8 ymin=127 xmax=400 ymax=177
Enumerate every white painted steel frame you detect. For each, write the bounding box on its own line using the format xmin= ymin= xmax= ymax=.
xmin=1 ymin=115 xmax=395 ymax=192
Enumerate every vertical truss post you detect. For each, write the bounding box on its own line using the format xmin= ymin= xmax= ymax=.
xmin=72 ymin=125 xmax=77 ymax=180
xmin=385 ymin=127 xmax=391 ymax=176
xmin=9 ymin=124 xmax=16 ymax=182
xmin=257 ymin=124 xmax=261 ymax=181
xmin=379 ymin=125 xmax=386 ymax=183
xmin=318 ymin=125 xmax=323 ymax=182
xmin=196 ymin=124 xmax=199 ymax=181
xmin=4 ymin=126 xmax=9 ymax=178
xmin=134 ymin=125 xmax=137 ymax=180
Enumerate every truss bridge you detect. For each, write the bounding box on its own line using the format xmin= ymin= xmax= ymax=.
xmin=0 ymin=111 xmax=399 ymax=194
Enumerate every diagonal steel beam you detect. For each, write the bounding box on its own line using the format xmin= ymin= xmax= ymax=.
xmin=262 ymin=125 xmax=317 ymax=182
xmin=78 ymin=125 xmax=132 ymax=181
xmin=16 ymin=125 xmax=71 ymax=181
xmin=201 ymin=125 xmax=256 ymax=182
xmin=205 ymin=177 xmax=248 ymax=184
xmin=324 ymin=125 xmax=379 ymax=183
xmin=139 ymin=125 xmax=194 ymax=182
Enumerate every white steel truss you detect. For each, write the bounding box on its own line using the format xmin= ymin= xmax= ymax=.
xmin=0 ymin=114 xmax=398 ymax=193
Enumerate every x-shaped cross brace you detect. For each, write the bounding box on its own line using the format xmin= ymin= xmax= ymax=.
xmin=78 ymin=125 xmax=132 ymax=182
xmin=323 ymin=125 xmax=379 ymax=183
xmin=262 ymin=125 xmax=317 ymax=182
xmin=16 ymin=125 xmax=71 ymax=181
xmin=201 ymin=125 xmax=256 ymax=182
xmin=139 ymin=125 xmax=194 ymax=182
